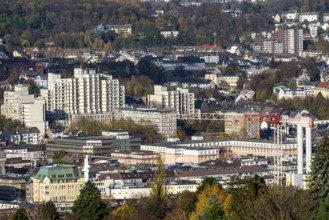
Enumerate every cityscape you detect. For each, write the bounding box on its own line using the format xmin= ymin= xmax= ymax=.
xmin=0 ymin=0 xmax=329 ymax=219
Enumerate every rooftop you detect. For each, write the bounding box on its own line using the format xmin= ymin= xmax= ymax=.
xmin=33 ymin=165 xmax=83 ymax=180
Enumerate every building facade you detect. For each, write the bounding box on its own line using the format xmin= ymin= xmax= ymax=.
xmin=148 ymin=85 xmax=195 ymax=115
xmin=115 ymin=108 xmax=177 ymax=137
xmin=141 ymin=139 xmax=297 ymax=164
xmin=1 ymin=85 xmax=47 ymax=136
xmin=32 ymin=165 xmax=85 ymax=202
xmin=277 ymin=26 xmax=303 ymax=56
xmin=40 ymin=68 xmax=125 ymax=121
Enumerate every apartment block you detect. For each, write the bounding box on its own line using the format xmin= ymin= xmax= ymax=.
xmin=277 ymin=26 xmax=303 ymax=56
xmin=32 ymin=165 xmax=85 ymax=202
xmin=40 ymin=68 xmax=125 ymax=121
xmin=115 ymin=108 xmax=177 ymax=137
xmin=299 ymin=12 xmax=318 ymax=22
xmin=148 ymin=85 xmax=195 ymax=114
xmin=1 ymin=85 xmax=47 ymax=136
xmin=0 ymin=174 xmax=31 ymax=201
xmin=2 ymin=127 xmax=41 ymax=145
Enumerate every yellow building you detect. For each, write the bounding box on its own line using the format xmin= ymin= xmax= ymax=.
xmin=32 ymin=165 xmax=85 ymax=202
xmin=313 ymin=82 xmax=329 ymax=98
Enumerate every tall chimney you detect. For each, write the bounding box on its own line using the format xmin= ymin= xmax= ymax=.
xmin=83 ymin=155 xmax=90 ymax=182
xmin=297 ymin=125 xmax=303 ymax=174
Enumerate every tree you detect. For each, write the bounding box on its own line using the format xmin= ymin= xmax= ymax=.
xmin=42 ymin=200 xmax=59 ymax=220
xmin=234 ymin=186 xmax=311 ymax=220
xmin=308 ymin=136 xmax=329 ymax=214
xmin=12 ymin=208 xmax=29 ymax=220
xmin=316 ymin=196 xmax=329 ymax=220
xmin=148 ymin=155 xmax=167 ymax=219
xmin=189 ymin=184 xmax=232 ymax=220
xmin=110 ymin=203 xmax=138 ymax=220
xmin=185 ymin=177 xmax=221 ymax=217
xmin=71 ymin=181 xmax=109 ymax=220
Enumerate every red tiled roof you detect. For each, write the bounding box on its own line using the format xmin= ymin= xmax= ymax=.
xmin=316 ymin=82 xmax=329 ymax=89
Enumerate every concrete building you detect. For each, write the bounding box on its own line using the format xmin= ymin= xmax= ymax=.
xmin=115 ymin=108 xmax=177 ymax=137
xmin=148 ymin=85 xmax=195 ymax=115
xmin=141 ymin=139 xmax=297 ymax=164
xmin=1 ymin=85 xmax=47 ymax=136
xmin=277 ymin=26 xmax=303 ymax=56
xmin=0 ymin=174 xmax=31 ymax=201
xmin=111 ymin=151 xmax=159 ymax=165
xmin=46 ymin=135 xmax=141 ymax=158
xmin=40 ymin=68 xmax=125 ymax=122
xmin=32 ymin=165 xmax=85 ymax=202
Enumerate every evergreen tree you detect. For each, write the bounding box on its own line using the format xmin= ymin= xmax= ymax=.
xmin=42 ymin=200 xmax=59 ymax=220
xmin=308 ymin=136 xmax=329 ymax=214
xmin=316 ymin=196 xmax=329 ymax=220
xmin=12 ymin=208 xmax=29 ymax=220
xmin=148 ymin=155 xmax=167 ymax=219
xmin=71 ymin=181 xmax=109 ymax=220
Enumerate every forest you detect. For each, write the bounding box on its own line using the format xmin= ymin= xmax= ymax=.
xmin=0 ymin=0 xmax=277 ymax=51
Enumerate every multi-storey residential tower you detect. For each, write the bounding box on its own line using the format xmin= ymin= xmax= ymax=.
xmin=1 ymin=85 xmax=47 ymax=136
xmin=148 ymin=85 xmax=195 ymax=114
xmin=277 ymin=26 xmax=303 ymax=56
xmin=40 ymin=68 xmax=125 ymax=121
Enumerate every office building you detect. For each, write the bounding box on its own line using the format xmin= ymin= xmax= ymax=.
xmin=40 ymin=68 xmax=125 ymax=122
xmin=46 ymin=134 xmax=141 ymax=158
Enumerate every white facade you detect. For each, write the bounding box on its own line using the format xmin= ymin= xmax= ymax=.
xmin=299 ymin=12 xmax=318 ymax=22
xmin=148 ymin=85 xmax=195 ymax=114
xmin=273 ymin=86 xmax=307 ymax=100
xmin=40 ymin=68 xmax=125 ymax=121
xmin=116 ymin=109 xmax=177 ymax=137
xmin=1 ymin=85 xmax=47 ymax=136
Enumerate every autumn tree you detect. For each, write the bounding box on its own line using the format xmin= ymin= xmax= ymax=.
xmin=148 ymin=155 xmax=168 ymax=219
xmin=189 ymin=184 xmax=233 ymax=220
xmin=185 ymin=177 xmax=221 ymax=217
xmin=235 ymin=186 xmax=312 ymax=220
xmin=110 ymin=203 xmax=138 ymax=220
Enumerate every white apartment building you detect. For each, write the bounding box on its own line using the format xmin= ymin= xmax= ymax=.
xmin=201 ymin=54 xmax=220 ymax=63
xmin=1 ymin=85 xmax=47 ymax=136
xmin=115 ymin=108 xmax=177 ymax=137
xmin=40 ymin=68 xmax=125 ymax=121
xmin=273 ymin=86 xmax=307 ymax=100
xmin=148 ymin=85 xmax=195 ymax=115
xmin=299 ymin=12 xmax=318 ymax=22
